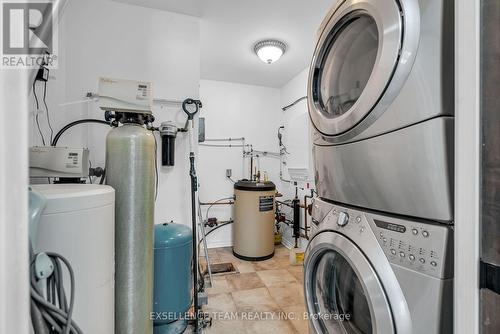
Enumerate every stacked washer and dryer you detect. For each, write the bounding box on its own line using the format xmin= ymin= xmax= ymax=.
xmin=304 ymin=0 xmax=454 ymax=333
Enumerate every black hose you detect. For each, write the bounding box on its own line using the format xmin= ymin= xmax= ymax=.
xmin=51 ymin=119 xmax=110 ymax=146
xmin=198 ymin=221 xmax=234 ymax=247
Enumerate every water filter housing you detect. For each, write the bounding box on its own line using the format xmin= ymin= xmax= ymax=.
xmin=159 ymin=121 xmax=178 ymax=166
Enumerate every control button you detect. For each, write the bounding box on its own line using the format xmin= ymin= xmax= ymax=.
xmin=412 ymin=229 xmax=418 ymax=235
xmin=430 ymin=261 xmax=437 ymax=267
xmin=399 ymin=252 xmax=405 ymax=258
xmin=337 ymin=211 xmax=349 ymax=227
xmin=409 ymin=254 xmax=415 ymax=261
xmin=390 ymin=249 xmax=396 ymax=255
xmin=419 ymin=258 xmax=425 ymax=264
xmin=380 ymin=232 xmax=384 ymax=237
xmin=422 ymin=230 xmax=429 ymax=238
xmin=356 ymin=216 xmax=362 ymax=223
xmin=382 ymin=237 xmax=387 ymax=243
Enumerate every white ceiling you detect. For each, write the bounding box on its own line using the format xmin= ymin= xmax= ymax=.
xmin=113 ymin=0 xmax=202 ymax=17
xmin=113 ymin=0 xmax=333 ymax=88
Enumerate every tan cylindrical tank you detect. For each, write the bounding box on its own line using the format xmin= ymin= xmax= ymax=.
xmin=233 ymin=180 xmax=276 ymax=261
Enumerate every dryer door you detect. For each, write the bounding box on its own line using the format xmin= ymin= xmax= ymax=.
xmin=308 ymin=0 xmax=413 ymax=137
xmin=304 ymin=231 xmax=394 ymax=334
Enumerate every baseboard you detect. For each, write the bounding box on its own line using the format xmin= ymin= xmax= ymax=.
xmin=206 ymin=240 xmax=233 ymax=249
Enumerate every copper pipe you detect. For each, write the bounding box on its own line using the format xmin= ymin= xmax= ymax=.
xmin=199 ymin=201 xmax=234 ymax=206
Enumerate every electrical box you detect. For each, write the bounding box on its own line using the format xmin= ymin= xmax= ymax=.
xmin=30 ymin=147 xmax=90 ymax=178
xmin=198 ymin=117 xmax=206 ymax=143
xmin=98 ymin=77 xmax=153 ymax=114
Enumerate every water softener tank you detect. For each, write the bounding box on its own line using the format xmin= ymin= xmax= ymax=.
xmin=106 ymin=121 xmax=156 ymax=334
xmin=153 ymin=222 xmax=193 ymax=334
xmin=31 ymin=185 xmax=115 ymax=334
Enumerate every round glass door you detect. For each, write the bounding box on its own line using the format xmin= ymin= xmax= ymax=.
xmin=304 ymin=231 xmax=394 ymax=334
xmin=314 ymin=15 xmax=378 ymax=119
xmin=308 ymin=0 xmax=404 ymax=137
xmin=312 ymin=250 xmax=372 ymax=333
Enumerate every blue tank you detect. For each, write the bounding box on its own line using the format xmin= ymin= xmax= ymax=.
xmin=153 ymin=222 xmax=192 ymax=334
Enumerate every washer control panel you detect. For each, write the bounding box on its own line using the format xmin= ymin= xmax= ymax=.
xmin=370 ymin=215 xmax=453 ymax=279
xmin=310 ymin=198 xmax=453 ymax=280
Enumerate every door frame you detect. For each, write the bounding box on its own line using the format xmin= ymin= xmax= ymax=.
xmin=454 ymin=0 xmax=481 ymax=333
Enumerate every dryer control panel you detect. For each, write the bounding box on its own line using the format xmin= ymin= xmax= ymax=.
xmin=368 ymin=214 xmax=454 ymax=279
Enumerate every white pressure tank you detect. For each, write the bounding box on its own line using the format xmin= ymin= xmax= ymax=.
xmin=31 ymin=184 xmax=115 ymax=334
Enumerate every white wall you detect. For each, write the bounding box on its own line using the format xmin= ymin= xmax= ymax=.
xmin=198 ymin=80 xmax=282 ymax=247
xmin=30 ymin=0 xmax=201 ymax=226
xmin=278 ymin=67 xmax=315 ymax=248
xmin=29 ymin=1 xmax=314 ymax=250
xmin=1 ymin=69 xmax=30 ymax=334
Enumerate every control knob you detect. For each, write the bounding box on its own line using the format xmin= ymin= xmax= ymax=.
xmin=337 ymin=211 xmax=349 ymax=227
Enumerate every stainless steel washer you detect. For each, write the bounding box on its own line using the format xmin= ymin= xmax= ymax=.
xmin=308 ymin=0 xmax=454 ymax=221
xmin=304 ymin=198 xmax=453 ymax=334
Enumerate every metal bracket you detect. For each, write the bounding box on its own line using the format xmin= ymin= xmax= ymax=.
xmin=480 ymin=260 xmax=500 ymax=294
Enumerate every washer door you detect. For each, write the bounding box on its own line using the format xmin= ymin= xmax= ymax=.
xmin=304 ymin=231 xmax=394 ymax=334
xmin=308 ymin=0 xmax=408 ymax=137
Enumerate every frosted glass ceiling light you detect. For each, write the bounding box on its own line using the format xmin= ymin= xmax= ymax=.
xmin=254 ymin=40 xmax=286 ymax=64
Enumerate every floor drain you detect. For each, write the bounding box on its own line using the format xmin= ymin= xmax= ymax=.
xmin=209 ymin=262 xmax=238 ymax=275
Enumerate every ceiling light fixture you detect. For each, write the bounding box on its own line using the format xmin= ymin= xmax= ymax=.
xmin=254 ymin=40 xmax=286 ymax=64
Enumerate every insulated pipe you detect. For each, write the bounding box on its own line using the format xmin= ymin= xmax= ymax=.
xmin=292 ymin=197 xmax=301 ymax=248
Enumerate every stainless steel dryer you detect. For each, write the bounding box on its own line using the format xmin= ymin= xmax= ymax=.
xmin=308 ymin=0 xmax=454 ymax=221
xmin=304 ymin=198 xmax=453 ymax=334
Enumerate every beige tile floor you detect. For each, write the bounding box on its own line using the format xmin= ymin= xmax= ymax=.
xmin=200 ymin=245 xmax=308 ymax=334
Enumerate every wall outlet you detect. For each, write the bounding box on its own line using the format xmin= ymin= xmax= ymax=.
xmin=226 ymin=169 xmax=232 ymax=178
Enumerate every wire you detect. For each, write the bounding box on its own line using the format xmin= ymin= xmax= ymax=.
xmin=99 ymin=169 xmax=106 ymax=185
xmin=153 ymin=133 xmax=159 ymax=201
xmin=88 ymin=160 xmax=93 ymax=184
xmin=43 ymin=81 xmax=55 ymax=144
xmin=33 ymin=80 xmax=46 ymax=146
